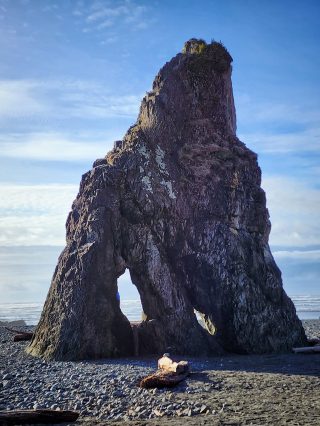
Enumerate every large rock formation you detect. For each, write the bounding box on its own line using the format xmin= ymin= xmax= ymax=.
xmin=27 ymin=39 xmax=306 ymax=360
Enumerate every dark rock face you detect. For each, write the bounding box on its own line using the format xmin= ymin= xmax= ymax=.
xmin=27 ymin=40 xmax=306 ymax=360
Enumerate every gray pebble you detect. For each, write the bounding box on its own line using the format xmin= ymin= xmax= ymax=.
xmin=3 ymin=373 xmax=13 ymax=380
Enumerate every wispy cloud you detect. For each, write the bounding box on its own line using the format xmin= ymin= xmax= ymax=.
xmin=0 ymin=132 xmax=115 ymax=162
xmin=81 ymin=1 xmax=149 ymax=32
xmin=87 ymin=5 xmax=129 ymax=22
xmin=0 ymin=184 xmax=78 ymax=246
xmin=0 ymin=79 xmax=141 ymax=121
xmin=273 ymin=249 xmax=320 ymax=262
xmin=263 ymin=176 xmax=320 ymax=247
xmin=237 ymin=94 xmax=320 ymax=153
xmin=0 ymin=184 xmax=77 ymax=215
xmin=237 ymin=94 xmax=320 ymax=125
xmin=240 ymin=127 xmax=320 ymax=154
xmin=0 ymin=80 xmax=49 ymax=119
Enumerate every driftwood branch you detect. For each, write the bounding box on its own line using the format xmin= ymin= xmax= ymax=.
xmin=5 ymin=327 xmax=33 ymax=334
xmin=0 ymin=409 xmax=79 ymax=425
xmin=13 ymin=334 xmax=33 ymax=342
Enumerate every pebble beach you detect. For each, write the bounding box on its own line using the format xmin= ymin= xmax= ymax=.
xmin=1 ymin=320 xmax=320 ymax=426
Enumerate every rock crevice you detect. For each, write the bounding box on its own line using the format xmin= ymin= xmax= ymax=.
xmin=27 ymin=39 xmax=306 ymax=360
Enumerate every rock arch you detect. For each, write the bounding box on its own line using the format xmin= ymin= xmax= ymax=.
xmin=27 ymin=39 xmax=306 ymax=360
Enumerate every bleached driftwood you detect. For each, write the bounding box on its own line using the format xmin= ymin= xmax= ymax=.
xmin=158 ymin=354 xmax=189 ymax=374
xmin=292 ymin=345 xmax=320 ymax=354
xmin=140 ymin=354 xmax=189 ymax=388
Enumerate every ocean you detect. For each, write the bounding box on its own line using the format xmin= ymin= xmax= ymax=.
xmin=0 ymin=296 xmax=319 ymax=325
xmin=0 ymin=246 xmax=319 ymax=324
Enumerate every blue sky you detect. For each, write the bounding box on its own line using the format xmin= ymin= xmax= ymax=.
xmin=0 ymin=0 xmax=319 ymax=302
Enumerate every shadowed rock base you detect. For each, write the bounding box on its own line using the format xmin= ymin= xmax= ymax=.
xmin=27 ymin=39 xmax=306 ymax=360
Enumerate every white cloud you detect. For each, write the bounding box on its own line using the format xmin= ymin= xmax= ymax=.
xmin=87 ymin=5 xmax=129 ymax=22
xmin=97 ymin=19 xmax=113 ymax=29
xmin=273 ymin=250 xmax=320 ymax=261
xmin=0 ymin=79 xmax=141 ymax=121
xmin=263 ymin=176 xmax=320 ymax=247
xmin=83 ymin=1 xmax=148 ymax=31
xmin=236 ymin=94 xmax=320 ymax=125
xmin=236 ymin=93 xmax=320 ymax=153
xmin=239 ymin=127 xmax=320 ymax=154
xmin=0 ymin=214 xmax=68 ymax=246
xmin=0 ymin=184 xmax=78 ymax=246
xmin=0 ymin=184 xmax=77 ymax=213
xmin=68 ymin=94 xmax=141 ymax=118
xmin=100 ymin=36 xmax=118 ymax=45
xmin=0 ymin=80 xmax=49 ymax=119
xmin=0 ymin=132 xmax=114 ymax=162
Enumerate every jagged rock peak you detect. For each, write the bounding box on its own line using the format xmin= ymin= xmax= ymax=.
xmin=183 ymin=38 xmax=208 ymax=54
xmin=26 ymin=39 xmax=306 ymax=361
xmin=106 ymin=38 xmax=237 ymax=168
xmin=182 ymin=38 xmax=233 ymax=71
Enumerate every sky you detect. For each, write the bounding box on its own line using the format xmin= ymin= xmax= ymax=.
xmin=0 ymin=0 xmax=319 ymax=303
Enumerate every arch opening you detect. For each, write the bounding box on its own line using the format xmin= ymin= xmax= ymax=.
xmin=116 ymin=268 xmax=144 ymax=323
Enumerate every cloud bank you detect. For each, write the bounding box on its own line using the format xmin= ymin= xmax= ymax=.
xmin=0 ymin=184 xmax=78 ymax=246
xmin=0 ymin=132 xmax=114 ymax=162
xmin=263 ymin=176 xmax=320 ymax=247
xmin=0 ymin=79 xmax=141 ymax=121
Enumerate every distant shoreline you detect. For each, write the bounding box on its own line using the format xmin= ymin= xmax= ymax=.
xmin=1 ymin=298 xmax=320 ymax=326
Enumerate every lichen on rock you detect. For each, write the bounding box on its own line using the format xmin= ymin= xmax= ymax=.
xmin=27 ymin=39 xmax=306 ymax=361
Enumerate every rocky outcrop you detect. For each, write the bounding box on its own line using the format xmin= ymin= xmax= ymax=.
xmin=27 ymin=39 xmax=306 ymax=360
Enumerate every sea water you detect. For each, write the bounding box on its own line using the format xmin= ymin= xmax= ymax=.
xmin=0 ymin=296 xmax=319 ymax=325
xmin=0 ymin=246 xmax=319 ymax=324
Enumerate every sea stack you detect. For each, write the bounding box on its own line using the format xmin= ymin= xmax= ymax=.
xmin=27 ymin=39 xmax=306 ymax=360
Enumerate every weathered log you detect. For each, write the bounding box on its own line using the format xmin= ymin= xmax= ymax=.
xmin=140 ymin=354 xmax=190 ymax=388
xmin=13 ymin=333 xmax=33 ymax=342
xmin=140 ymin=370 xmax=189 ymax=389
xmin=293 ymin=345 xmax=320 ymax=354
xmin=0 ymin=409 xmax=79 ymax=425
xmin=4 ymin=327 xmax=33 ymax=342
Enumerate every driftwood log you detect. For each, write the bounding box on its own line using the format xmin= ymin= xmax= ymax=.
xmin=0 ymin=409 xmax=79 ymax=425
xmin=140 ymin=370 xmax=189 ymax=389
xmin=4 ymin=327 xmax=33 ymax=342
xmin=13 ymin=334 xmax=33 ymax=342
xmin=140 ymin=355 xmax=189 ymax=389
xmin=292 ymin=345 xmax=320 ymax=354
